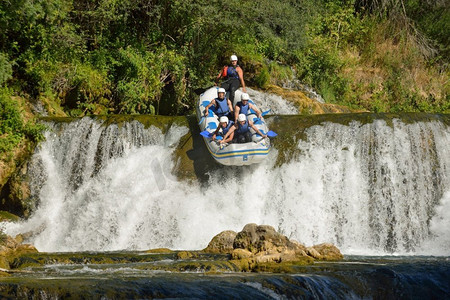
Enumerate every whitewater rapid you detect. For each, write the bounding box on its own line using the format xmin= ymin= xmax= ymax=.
xmin=2 ymin=116 xmax=449 ymax=255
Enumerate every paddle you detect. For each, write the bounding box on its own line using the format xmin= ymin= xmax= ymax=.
xmin=252 ymin=109 xmax=271 ymax=124
xmin=200 ymin=131 xmax=224 ymax=141
xmin=200 ymin=130 xmax=213 ymax=138
xmin=254 ymin=130 xmax=278 ymax=143
xmin=267 ymin=130 xmax=277 ymax=137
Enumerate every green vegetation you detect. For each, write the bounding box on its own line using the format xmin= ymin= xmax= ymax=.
xmin=0 ymin=0 xmax=447 ymax=118
xmin=296 ymin=0 xmax=449 ymax=112
xmin=0 ymin=88 xmax=45 ymax=161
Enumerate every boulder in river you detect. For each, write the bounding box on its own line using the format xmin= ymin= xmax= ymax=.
xmin=204 ymin=223 xmax=343 ymax=268
xmin=0 ymin=233 xmax=38 ymax=273
xmin=203 ymin=230 xmax=237 ymax=254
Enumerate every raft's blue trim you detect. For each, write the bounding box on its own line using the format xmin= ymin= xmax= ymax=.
xmin=208 ymin=122 xmax=217 ymax=129
xmin=213 ymin=152 xmax=269 ymax=159
xmin=203 ymin=138 xmax=270 ymax=160
xmin=207 ymin=146 xmax=270 ymax=156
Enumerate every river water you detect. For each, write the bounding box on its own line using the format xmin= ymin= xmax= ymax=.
xmin=1 ymin=113 xmax=449 ymax=298
xmin=0 ymin=255 xmax=449 ymax=299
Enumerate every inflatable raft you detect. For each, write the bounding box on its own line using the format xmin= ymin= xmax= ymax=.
xmin=196 ymin=87 xmax=272 ymax=166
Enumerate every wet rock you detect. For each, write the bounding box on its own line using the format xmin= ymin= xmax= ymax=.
xmin=0 ymin=159 xmax=37 ymax=218
xmin=306 ymin=246 xmax=322 ymax=259
xmin=145 ymin=248 xmax=173 ymax=254
xmin=255 ymin=252 xmax=281 ymax=263
xmin=204 ymin=230 xmax=237 ymax=254
xmin=0 ymin=233 xmax=38 ymax=272
xmin=232 ymin=223 xmax=308 ymax=263
xmin=176 ymin=251 xmax=198 ymax=260
xmin=231 ymin=249 xmax=253 ymax=260
xmin=312 ymin=243 xmax=344 ymax=260
xmin=234 ymin=223 xmax=291 ymax=253
xmin=204 ymin=223 xmax=343 ymax=271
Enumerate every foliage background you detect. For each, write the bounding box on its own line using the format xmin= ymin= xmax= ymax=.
xmin=0 ymin=0 xmax=448 ymax=121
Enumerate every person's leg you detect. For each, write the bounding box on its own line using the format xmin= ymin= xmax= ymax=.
xmin=221 ymin=81 xmax=230 ymax=92
xmin=228 ymin=79 xmax=240 ymax=103
xmin=221 ymin=81 xmax=232 ymax=101
xmin=244 ymin=131 xmax=252 ymax=142
xmin=236 ymin=133 xmax=245 ymax=143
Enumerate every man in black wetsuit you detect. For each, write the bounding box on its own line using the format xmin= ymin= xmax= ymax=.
xmin=215 ymin=55 xmax=247 ymax=103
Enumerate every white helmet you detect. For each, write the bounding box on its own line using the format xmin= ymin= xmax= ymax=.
xmin=241 ymin=93 xmax=250 ymax=100
xmin=219 ymin=116 xmax=228 ymax=124
xmin=238 ymin=114 xmax=246 ymax=122
xmin=218 ymin=88 xmax=226 ymax=94
xmin=230 ymin=55 xmax=238 ymax=61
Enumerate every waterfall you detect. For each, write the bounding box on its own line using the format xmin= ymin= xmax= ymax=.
xmin=2 ymin=116 xmax=449 ymax=255
xmin=246 ymin=87 xmax=298 ymax=114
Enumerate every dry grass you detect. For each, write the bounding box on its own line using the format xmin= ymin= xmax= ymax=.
xmin=338 ymin=23 xmax=449 ymax=112
xmin=265 ymin=85 xmax=363 ymax=114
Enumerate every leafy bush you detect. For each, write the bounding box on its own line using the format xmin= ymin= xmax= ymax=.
xmin=0 ymin=88 xmax=24 ymax=154
xmin=0 ymin=53 xmax=13 ymax=86
xmin=0 ymin=88 xmax=45 ymax=158
xmin=0 ymin=0 xmax=447 ymax=115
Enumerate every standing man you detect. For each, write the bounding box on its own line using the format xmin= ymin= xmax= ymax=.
xmin=215 ymin=55 xmax=247 ymax=104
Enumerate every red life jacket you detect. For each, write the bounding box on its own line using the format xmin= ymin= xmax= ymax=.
xmin=222 ymin=66 xmax=228 ymax=77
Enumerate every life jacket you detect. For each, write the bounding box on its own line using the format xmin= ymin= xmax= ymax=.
xmin=236 ymin=120 xmax=249 ymax=134
xmin=237 ymin=101 xmax=250 ymax=115
xmin=218 ymin=121 xmax=234 ymax=137
xmin=215 ymin=97 xmax=230 ymax=116
xmin=222 ymin=66 xmax=228 ymax=77
xmin=226 ymin=65 xmax=240 ymax=79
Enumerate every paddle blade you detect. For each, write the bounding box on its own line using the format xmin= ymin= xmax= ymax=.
xmin=267 ymin=130 xmax=277 ymax=137
xmin=253 ymin=118 xmax=263 ymax=125
xmin=200 ymin=131 xmax=212 ymax=138
xmin=262 ymin=109 xmax=271 ymax=116
xmin=216 ymin=136 xmax=223 ymax=140
xmin=198 ymin=116 xmax=205 ymax=125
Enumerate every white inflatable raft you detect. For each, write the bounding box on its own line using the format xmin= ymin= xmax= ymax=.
xmin=196 ymin=87 xmax=271 ymax=166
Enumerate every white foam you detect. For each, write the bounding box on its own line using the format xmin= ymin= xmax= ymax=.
xmin=2 ymin=117 xmax=449 ymax=255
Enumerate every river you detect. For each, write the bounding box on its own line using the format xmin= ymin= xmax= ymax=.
xmin=1 ymin=111 xmax=449 ymax=298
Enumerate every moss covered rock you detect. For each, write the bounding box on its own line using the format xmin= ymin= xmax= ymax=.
xmin=312 ymin=243 xmax=344 ymax=261
xmin=265 ymin=85 xmax=362 ymax=114
xmin=0 ymin=233 xmax=38 ymax=273
xmin=233 ymin=223 xmax=306 ymax=259
xmin=145 ymin=248 xmax=173 ymax=254
xmin=204 ymin=230 xmax=237 ymax=254
xmin=203 ymin=223 xmax=341 ymax=270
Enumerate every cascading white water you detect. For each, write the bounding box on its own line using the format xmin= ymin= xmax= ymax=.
xmin=246 ymin=87 xmax=298 ymax=114
xmin=2 ymin=117 xmax=449 ymax=255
